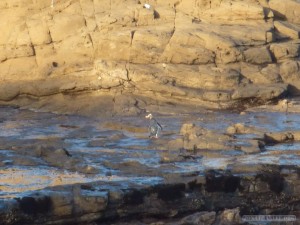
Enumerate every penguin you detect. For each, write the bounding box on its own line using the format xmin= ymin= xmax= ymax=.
xmin=145 ymin=113 xmax=162 ymax=138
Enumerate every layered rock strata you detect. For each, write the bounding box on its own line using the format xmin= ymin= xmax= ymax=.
xmin=0 ymin=0 xmax=299 ymax=114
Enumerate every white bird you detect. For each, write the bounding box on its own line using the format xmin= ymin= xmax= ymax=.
xmin=144 ymin=3 xmax=151 ymax=9
xmin=145 ymin=113 xmax=162 ymax=138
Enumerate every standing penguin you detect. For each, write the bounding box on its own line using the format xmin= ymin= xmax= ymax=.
xmin=145 ymin=113 xmax=162 ymax=138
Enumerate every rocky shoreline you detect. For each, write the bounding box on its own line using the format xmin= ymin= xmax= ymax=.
xmin=0 ymin=0 xmax=300 ymax=224
xmin=0 ymin=105 xmax=300 ymax=224
xmin=1 ymin=164 xmax=299 ymax=225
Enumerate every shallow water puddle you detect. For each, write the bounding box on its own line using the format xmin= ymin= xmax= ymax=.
xmin=0 ymin=166 xmax=163 ymax=199
xmin=265 ymin=142 xmax=300 ymax=151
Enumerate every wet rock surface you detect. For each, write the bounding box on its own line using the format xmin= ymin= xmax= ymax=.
xmin=0 ymin=102 xmax=300 ymax=225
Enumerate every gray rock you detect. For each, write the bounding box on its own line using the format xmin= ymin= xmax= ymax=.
xmin=179 ymin=211 xmax=216 ymax=225
xmin=202 ymin=91 xmax=231 ymax=102
xmin=0 ymin=83 xmax=20 ymax=101
xmin=280 ymin=60 xmax=300 ymax=81
xmin=236 ymin=139 xmax=264 ymax=154
xmin=231 ymin=84 xmax=288 ymax=101
xmin=243 ymin=47 xmax=273 ymax=64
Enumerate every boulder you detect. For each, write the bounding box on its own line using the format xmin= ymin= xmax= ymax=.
xmin=264 ymin=132 xmax=294 ymax=144
xmin=180 ymin=123 xmax=232 ymax=151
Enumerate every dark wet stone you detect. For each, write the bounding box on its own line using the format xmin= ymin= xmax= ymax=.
xmin=0 ymin=166 xmax=299 ymax=225
xmin=17 ymin=195 xmax=52 ymax=215
xmin=205 ymin=170 xmax=241 ymax=193
xmin=256 ymin=173 xmax=284 ymax=194
xmin=187 ymin=179 xmax=203 ymax=191
xmin=123 ymin=189 xmax=147 ymax=206
xmin=31 ymin=145 xmax=80 ymax=169
xmin=152 ymin=183 xmax=186 ymax=202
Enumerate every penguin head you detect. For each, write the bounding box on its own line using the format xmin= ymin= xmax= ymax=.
xmin=145 ymin=113 xmax=153 ymax=119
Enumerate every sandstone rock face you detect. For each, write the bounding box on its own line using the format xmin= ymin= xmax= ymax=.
xmin=0 ymin=0 xmax=300 ymax=113
xmin=269 ymin=0 xmax=300 ymax=24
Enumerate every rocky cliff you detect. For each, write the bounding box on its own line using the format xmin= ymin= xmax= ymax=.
xmin=0 ymin=0 xmax=300 ymax=114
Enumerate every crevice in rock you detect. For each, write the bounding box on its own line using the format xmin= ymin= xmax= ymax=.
xmin=17 ymin=196 xmax=53 ymax=215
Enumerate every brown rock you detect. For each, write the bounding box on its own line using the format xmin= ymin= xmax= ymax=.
xmin=270 ymin=42 xmax=300 ymax=61
xmin=241 ymin=63 xmax=282 ymax=85
xmin=280 ymin=60 xmax=300 ymax=82
xmin=260 ymin=64 xmax=282 ymax=84
xmin=269 ymin=0 xmax=300 ymax=24
xmin=239 ymin=140 xmax=263 ymax=154
xmin=274 ymin=21 xmax=300 ymax=40
xmin=73 ymin=189 xmax=108 ymax=214
xmin=264 ymin=132 xmax=294 ymax=144
xmin=0 ymin=57 xmax=38 ymax=80
xmin=26 ymin=17 xmax=52 ymax=45
xmin=167 ymin=139 xmax=184 ymax=151
xmin=130 ymin=28 xmax=173 ymax=64
xmin=202 ymin=91 xmax=231 ymax=102
xmin=243 ymin=47 xmax=273 ymax=64
xmin=48 ymin=7 xmax=86 ymax=42
xmin=226 ymin=123 xmax=249 ymax=134
xmin=50 ymin=193 xmax=73 ymax=217
xmin=201 ymin=1 xmax=265 ymax=21
xmin=0 ymin=83 xmax=20 ymax=101
xmin=0 ymin=0 xmax=300 ymax=114
xmin=231 ymin=84 xmax=288 ymax=101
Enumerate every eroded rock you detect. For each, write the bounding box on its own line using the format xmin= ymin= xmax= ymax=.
xmin=0 ymin=0 xmax=299 ymax=113
xmin=231 ymin=84 xmax=288 ymax=101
